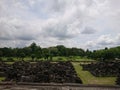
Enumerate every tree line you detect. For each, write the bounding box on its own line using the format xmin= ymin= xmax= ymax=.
xmin=0 ymin=43 xmax=85 ymax=61
xmin=90 ymin=47 xmax=120 ymax=61
xmin=0 ymin=42 xmax=120 ymax=61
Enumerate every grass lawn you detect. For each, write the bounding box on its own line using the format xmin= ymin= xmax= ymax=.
xmin=72 ymin=62 xmax=117 ymax=85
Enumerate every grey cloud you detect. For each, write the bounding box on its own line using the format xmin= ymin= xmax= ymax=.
xmin=43 ymin=23 xmax=75 ymax=40
xmin=0 ymin=0 xmax=120 ymax=50
xmin=0 ymin=40 xmax=31 ymax=48
xmin=82 ymin=0 xmax=94 ymax=7
xmin=81 ymin=27 xmax=96 ymax=34
xmin=98 ymin=41 xmax=114 ymax=46
xmin=0 ymin=21 xmax=15 ymax=40
xmin=0 ymin=18 xmax=39 ymax=41
xmin=15 ymin=35 xmax=36 ymax=41
xmin=85 ymin=34 xmax=120 ymax=50
xmin=48 ymin=0 xmax=67 ymax=12
xmin=114 ymin=34 xmax=120 ymax=45
xmin=97 ymin=35 xmax=114 ymax=46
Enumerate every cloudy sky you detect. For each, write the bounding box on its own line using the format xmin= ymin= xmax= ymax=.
xmin=0 ymin=0 xmax=120 ymax=50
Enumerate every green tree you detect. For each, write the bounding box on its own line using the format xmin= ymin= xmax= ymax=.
xmin=0 ymin=50 xmax=3 ymax=61
xmin=19 ymin=52 xmax=25 ymax=60
xmin=42 ymin=48 xmax=49 ymax=60
xmin=31 ymin=54 xmax=35 ymax=61
xmin=0 ymin=50 xmax=3 ymax=57
xmin=86 ymin=49 xmax=92 ymax=58
xmin=49 ymin=47 xmax=58 ymax=56
xmin=56 ymin=45 xmax=67 ymax=56
xmin=29 ymin=42 xmax=37 ymax=53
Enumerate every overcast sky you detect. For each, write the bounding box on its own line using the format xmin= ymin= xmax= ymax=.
xmin=0 ymin=0 xmax=120 ymax=50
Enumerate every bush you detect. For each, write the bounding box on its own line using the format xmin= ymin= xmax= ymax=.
xmin=67 ymin=56 xmax=74 ymax=61
xmin=6 ymin=57 xmax=14 ymax=62
xmin=57 ymin=57 xmax=63 ymax=61
xmin=0 ymin=57 xmax=3 ymax=61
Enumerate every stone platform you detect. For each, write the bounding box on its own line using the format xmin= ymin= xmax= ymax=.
xmin=0 ymin=83 xmax=120 ymax=90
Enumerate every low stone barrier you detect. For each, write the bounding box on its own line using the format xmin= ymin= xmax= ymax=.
xmin=0 ymin=82 xmax=120 ymax=90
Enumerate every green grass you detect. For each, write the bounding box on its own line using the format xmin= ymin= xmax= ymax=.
xmin=52 ymin=56 xmax=68 ymax=61
xmin=5 ymin=62 xmax=14 ymax=64
xmin=52 ymin=56 xmax=95 ymax=62
xmin=72 ymin=62 xmax=117 ymax=85
xmin=70 ymin=56 xmax=95 ymax=61
xmin=0 ymin=77 xmax=5 ymax=82
xmin=1 ymin=56 xmax=94 ymax=62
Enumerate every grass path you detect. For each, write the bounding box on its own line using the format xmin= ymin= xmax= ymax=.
xmin=72 ymin=62 xmax=117 ymax=85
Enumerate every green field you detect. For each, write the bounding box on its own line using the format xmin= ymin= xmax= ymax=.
xmin=72 ymin=62 xmax=117 ymax=85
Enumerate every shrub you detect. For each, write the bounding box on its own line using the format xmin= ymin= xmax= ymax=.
xmin=0 ymin=57 xmax=3 ymax=61
xmin=6 ymin=57 xmax=14 ymax=62
xmin=57 ymin=57 xmax=63 ymax=61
